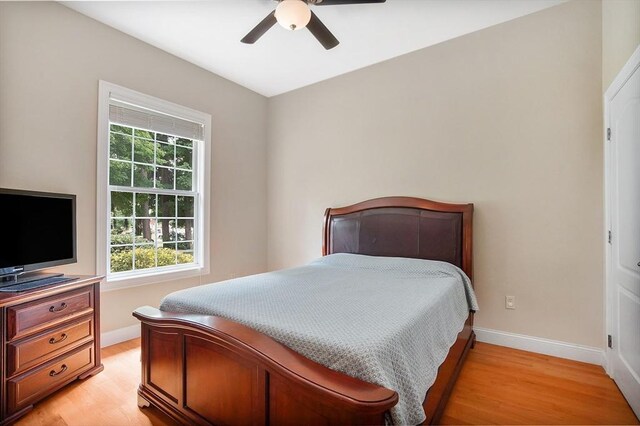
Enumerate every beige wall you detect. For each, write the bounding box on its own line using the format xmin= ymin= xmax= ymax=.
xmin=602 ymin=0 xmax=640 ymax=90
xmin=268 ymin=1 xmax=604 ymax=347
xmin=0 ymin=2 xmax=268 ymax=332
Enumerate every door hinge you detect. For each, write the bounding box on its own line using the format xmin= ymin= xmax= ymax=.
xmin=607 ymin=128 xmax=611 ymax=141
xmin=608 ymin=230 xmax=612 ymax=244
xmin=608 ymin=334 xmax=612 ymax=348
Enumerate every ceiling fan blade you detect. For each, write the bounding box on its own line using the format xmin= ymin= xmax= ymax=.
xmin=307 ymin=11 xmax=339 ymax=50
xmin=241 ymin=10 xmax=277 ymax=44
xmin=312 ymin=0 xmax=386 ymax=5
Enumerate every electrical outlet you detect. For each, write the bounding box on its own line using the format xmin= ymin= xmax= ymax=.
xmin=505 ymin=295 xmax=516 ymax=310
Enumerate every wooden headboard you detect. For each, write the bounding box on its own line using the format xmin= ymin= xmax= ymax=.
xmin=323 ymin=196 xmax=474 ymax=282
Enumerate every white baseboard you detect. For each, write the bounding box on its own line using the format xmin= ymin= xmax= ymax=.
xmin=101 ymin=324 xmax=140 ymax=348
xmin=474 ymin=326 xmax=606 ymax=367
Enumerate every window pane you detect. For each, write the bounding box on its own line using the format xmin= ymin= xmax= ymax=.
xmin=110 ymin=124 xmax=132 ymax=135
xmin=177 ymin=196 xmax=194 ymax=217
xmin=111 ymin=191 xmax=133 ymax=217
xmin=177 ymin=242 xmax=194 ymax=265
xmin=110 ymin=133 xmax=132 ymax=160
xmin=134 ymin=138 xmax=154 ymax=164
xmin=177 ymin=219 xmax=194 ymax=241
xmin=158 ymin=245 xmax=177 ymax=267
xmin=177 ymin=252 xmax=194 ymax=265
xmin=135 ymin=193 xmax=156 ymax=217
xmin=176 ymin=138 xmax=193 ymax=148
xmin=134 ymin=245 xmax=156 ymax=270
xmin=109 ymin=160 xmax=131 ymax=186
xmin=176 ymin=170 xmax=192 ymax=191
xmin=176 ymin=146 xmax=192 ymax=170
xmin=134 ymin=164 xmax=154 ymax=188
xmin=157 ymin=219 xmax=176 ymax=242
xmin=156 ymin=167 xmax=174 ymax=189
xmin=111 ymin=246 xmax=133 ymax=273
xmin=134 ymin=129 xmax=154 ymax=140
xmin=111 ymin=219 xmax=133 ymax=245
xmin=176 ymin=219 xmax=188 ymax=241
xmin=158 ymin=195 xmax=175 ymax=217
xmin=135 ymin=219 xmax=154 ymax=244
xmin=156 ymin=142 xmax=175 ymax=167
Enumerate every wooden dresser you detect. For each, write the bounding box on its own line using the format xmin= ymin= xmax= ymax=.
xmin=0 ymin=276 xmax=103 ymax=424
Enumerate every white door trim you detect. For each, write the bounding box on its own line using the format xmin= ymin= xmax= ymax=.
xmin=603 ymin=44 xmax=640 ymax=376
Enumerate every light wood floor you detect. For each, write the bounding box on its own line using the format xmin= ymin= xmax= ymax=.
xmin=441 ymin=343 xmax=638 ymax=425
xmin=16 ymin=340 xmax=639 ymax=425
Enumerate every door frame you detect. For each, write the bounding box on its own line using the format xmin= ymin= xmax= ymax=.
xmin=604 ymin=44 xmax=640 ymax=376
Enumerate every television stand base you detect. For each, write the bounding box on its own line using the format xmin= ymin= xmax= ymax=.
xmin=0 ymin=272 xmax=64 ymax=288
xmin=0 ymin=273 xmax=73 ymax=293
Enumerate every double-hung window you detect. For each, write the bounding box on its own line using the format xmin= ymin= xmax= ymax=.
xmin=97 ymin=81 xmax=210 ymax=289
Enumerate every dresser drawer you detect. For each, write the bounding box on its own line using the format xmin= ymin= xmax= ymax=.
xmin=7 ymin=286 xmax=94 ymax=341
xmin=6 ymin=344 xmax=94 ymax=415
xmin=6 ymin=316 xmax=94 ymax=377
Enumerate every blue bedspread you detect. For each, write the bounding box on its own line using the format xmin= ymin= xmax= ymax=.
xmin=161 ymin=253 xmax=478 ymax=424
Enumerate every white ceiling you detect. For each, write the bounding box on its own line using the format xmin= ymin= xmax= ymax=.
xmin=62 ymin=0 xmax=565 ymax=97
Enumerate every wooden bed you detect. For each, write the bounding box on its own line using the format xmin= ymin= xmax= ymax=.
xmin=133 ymin=196 xmax=475 ymax=425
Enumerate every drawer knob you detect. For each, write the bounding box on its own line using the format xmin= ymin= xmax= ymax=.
xmin=49 ymin=333 xmax=68 ymax=345
xmin=49 ymin=302 xmax=67 ymax=313
xmin=49 ymin=364 xmax=67 ymax=377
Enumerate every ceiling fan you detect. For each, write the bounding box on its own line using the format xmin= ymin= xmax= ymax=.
xmin=241 ymin=0 xmax=387 ymax=50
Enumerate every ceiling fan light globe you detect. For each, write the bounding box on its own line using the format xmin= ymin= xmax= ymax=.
xmin=275 ymin=0 xmax=311 ymax=31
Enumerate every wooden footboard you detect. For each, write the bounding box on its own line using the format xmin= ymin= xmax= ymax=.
xmin=133 ymin=307 xmax=474 ymax=425
xmin=133 ymin=306 xmax=399 ymax=425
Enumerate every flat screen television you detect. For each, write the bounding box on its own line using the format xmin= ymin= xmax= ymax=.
xmin=0 ymin=188 xmax=77 ymax=279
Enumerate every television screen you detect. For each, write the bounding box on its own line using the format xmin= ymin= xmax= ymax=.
xmin=0 ymin=188 xmax=76 ymax=274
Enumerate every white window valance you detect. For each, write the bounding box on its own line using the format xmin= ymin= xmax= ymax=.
xmin=109 ymin=100 xmax=204 ymax=141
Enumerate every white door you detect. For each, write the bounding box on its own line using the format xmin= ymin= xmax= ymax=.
xmin=607 ymin=47 xmax=640 ymax=419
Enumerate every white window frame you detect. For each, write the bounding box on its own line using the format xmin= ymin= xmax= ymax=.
xmin=97 ymin=81 xmax=211 ymax=291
